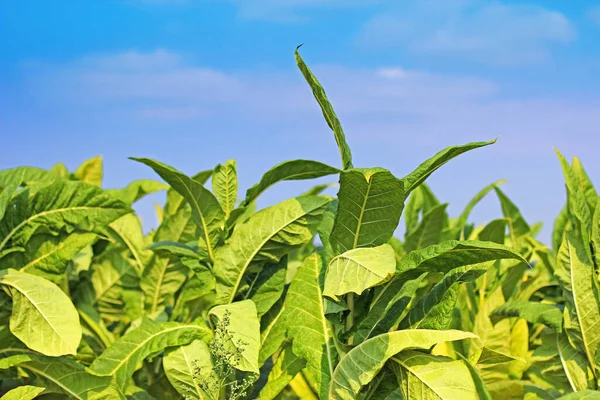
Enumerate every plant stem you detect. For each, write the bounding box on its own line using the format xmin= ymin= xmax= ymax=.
xmin=346 ymin=293 xmax=354 ymax=334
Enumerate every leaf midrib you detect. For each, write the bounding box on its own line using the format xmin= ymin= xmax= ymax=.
xmin=93 ymin=324 xmax=205 ymax=376
xmin=2 ymin=277 xmax=73 ymax=353
xmin=0 ymin=205 xmax=120 ymax=253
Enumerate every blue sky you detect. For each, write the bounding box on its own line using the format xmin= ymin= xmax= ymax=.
xmin=2 ymin=0 xmax=600 ymax=243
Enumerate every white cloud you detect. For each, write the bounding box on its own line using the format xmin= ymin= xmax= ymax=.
xmin=358 ymin=1 xmax=575 ymax=65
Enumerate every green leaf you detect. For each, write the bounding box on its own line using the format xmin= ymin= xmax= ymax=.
xmin=88 ymin=318 xmax=211 ymax=389
xmin=490 ymin=301 xmax=563 ymax=332
xmin=323 ymin=244 xmax=395 ymax=300
xmin=0 ymin=385 xmax=45 ymax=400
xmin=476 ymin=347 xmax=524 ymax=365
xmin=454 ymin=180 xmax=507 ymax=239
xmin=0 ymin=269 xmax=82 ymax=356
xmin=213 ymin=196 xmax=329 ymax=305
xmin=329 ymin=168 xmax=404 ymax=255
xmin=557 ymin=332 xmax=594 ymax=392
xmin=16 ymin=355 xmax=122 ymax=399
xmin=0 ymin=180 xmax=131 ymax=253
xmin=106 ymin=179 xmax=169 ymax=204
xmin=0 ymin=166 xmax=58 ymax=188
xmin=259 ymin=341 xmax=306 ymax=400
xmin=107 ymin=214 xmax=152 ymax=275
xmin=9 ymin=231 xmax=97 ymax=283
xmin=400 ymin=264 xmax=489 ymax=330
xmin=0 ymin=170 xmax=25 ymax=221
xmin=572 ymin=157 xmax=598 ymax=213
xmin=400 ymin=140 xmax=495 ymax=195
xmin=396 ymin=240 xmax=527 ymax=276
xmin=350 ymin=273 xmax=426 ymax=344
xmin=295 ymin=46 xmax=353 ymax=170
xmin=553 ymin=205 xmax=570 ymax=252
xmin=247 ymin=257 xmax=287 ymax=317
xmin=477 ymin=218 xmax=507 ymax=244
xmin=329 ymin=329 xmax=476 ymax=399
xmin=141 ymin=208 xmax=196 ymax=313
xmin=163 ymin=340 xmax=212 ymax=400
xmin=494 ymin=187 xmax=530 ymax=237
xmin=212 ymin=160 xmax=238 ymax=218
xmin=275 ymin=252 xmax=338 ymax=399
xmin=131 ymin=158 xmax=224 ymax=262
xmin=556 ymin=149 xmax=592 ymax=245
xmin=558 ymin=390 xmax=600 ymax=399
xmin=404 ymin=203 xmax=448 ymax=252
xmin=393 ymin=351 xmax=478 ymax=400
xmin=73 ymin=156 xmax=103 ymax=186
xmin=243 ymin=159 xmax=339 ymax=206
xmin=555 ymin=232 xmax=600 ymax=372
xmin=149 ymin=241 xmax=200 ymax=259
xmin=209 ymin=299 xmax=260 ymax=373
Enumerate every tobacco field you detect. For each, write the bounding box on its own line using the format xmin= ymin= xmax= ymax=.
xmin=0 ymin=49 xmax=599 ymax=400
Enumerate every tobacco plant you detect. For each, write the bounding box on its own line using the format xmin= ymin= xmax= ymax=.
xmin=0 ymin=47 xmax=598 ymax=400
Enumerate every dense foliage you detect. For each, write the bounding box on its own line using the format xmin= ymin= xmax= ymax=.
xmin=1 ymin=48 xmax=599 ymax=400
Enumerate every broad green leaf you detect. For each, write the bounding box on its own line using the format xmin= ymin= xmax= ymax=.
xmin=494 ymin=187 xmax=530 ymax=237
xmin=404 ymin=183 xmax=441 ymax=234
xmin=393 ymin=351 xmax=478 ymax=400
xmin=212 ymin=159 xmax=237 ymax=218
xmin=247 ymin=257 xmax=287 ymax=317
xmin=0 ymin=166 xmax=58 ymax=188
xmin=50 ymin=162 xmax=70 ymax=178
xmin=259 ymin=341 xmax=306 ymax=400
xmin=0 ymin=180 xmax=130 ymax=253
xmin=329 ymin=329 xmax=476 ymax=399
xmin=106 ymin=214 xmax=152 ymax=275
xmin=88 ymin=318 xmax=211 ymax=389
xmin=572 ymin=157 xmax=598 ymax=213
xmin=170 ymin=267 xmax=215 ymax=323
xmin=329 ymin=168 xmax=404 ymax=255
xmin=209 ymin=299 xmax=260 ymax=373
xmin=553 ymin=205 xmax=570 ymax=252
xmin=149 ymin=241 xmax=200 ymax=259
xmin=73 ymin=156 xmax=103 ymax=186
xmin=258 ymin=295 xmax=288 ymax=365
xmin=400 ymin=140 xmax=495 ymax=195
xmin=0 ymin=169 xmax=26 ymax=220
xmin=163 ymin=169 xmax=212 ymax=217
xmin=404 ymin=203 xmax=448 ymax=252
xmin=0 ymin=269 xmax=81 ymax=356
xmin=141 ymin=208 xmax=196 ymax=313
xmin=490 ymin=301 xmax=563 ymax=332
xmin=16 ymin=355 xmax=122 ymax=399
xmin=163 ymin=340 xmax=212 ymax=400
xmin=400 ymin=264 xmax=489 ymax=330
xmin=396 ymin=240 xmax=527 ymax=276
xmin=279 ymin=252 xmax=338 ymax=399
xmin=213 ymin=196 xmax=329 ymax=305
xmin=454 ymin=180 xmax=506 ymax=239
xmin=478 ymin=218 xmax=507 ymax=244
xmin=243 ymin=159 xmax=339 ymax=206
xmin=555 ymin=232 xmax=600 ymax=372
xmin=4 ymin=231 xmax=97 ymax=283
xmin=350 ymin=273 xmax=426 ymax=343
xmin=295 ymin=46 xmax=353 ymax=170
xmin=558 ymin=390 xmax=600 ymax=399
xmin=323 ymin=244 xmax=395 ymax=300
xmin=78 ymin=303 xmax=115 ymax=351
xmin=557 ymin=332 xmax=594 ymax=391
xmin=594 ymin=202 xmax=600 ymax=274
xmin=476 ymin=346 xmax=522 ymax=365
xmin=556 ymin=150 xmax=592 ymax=246
xmin=75 ymin=251 xmax=140 ymax=324
xmin=0 ymin=385 xmax=45 ymax=400
xmin=106 ymin=179 xmax=169 ymax=204
xmin=131 ymin=158 xmax=223 ymax=261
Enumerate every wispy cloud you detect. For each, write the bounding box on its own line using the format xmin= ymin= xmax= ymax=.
xmin=358 ymin=0 xmax=575 ymax=66
xmin=22 ymin=49 xmax=598 ymax=153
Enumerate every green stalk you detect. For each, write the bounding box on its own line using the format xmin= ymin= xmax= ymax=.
xmin=346 ymin=293 xmax=354 ymax=337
